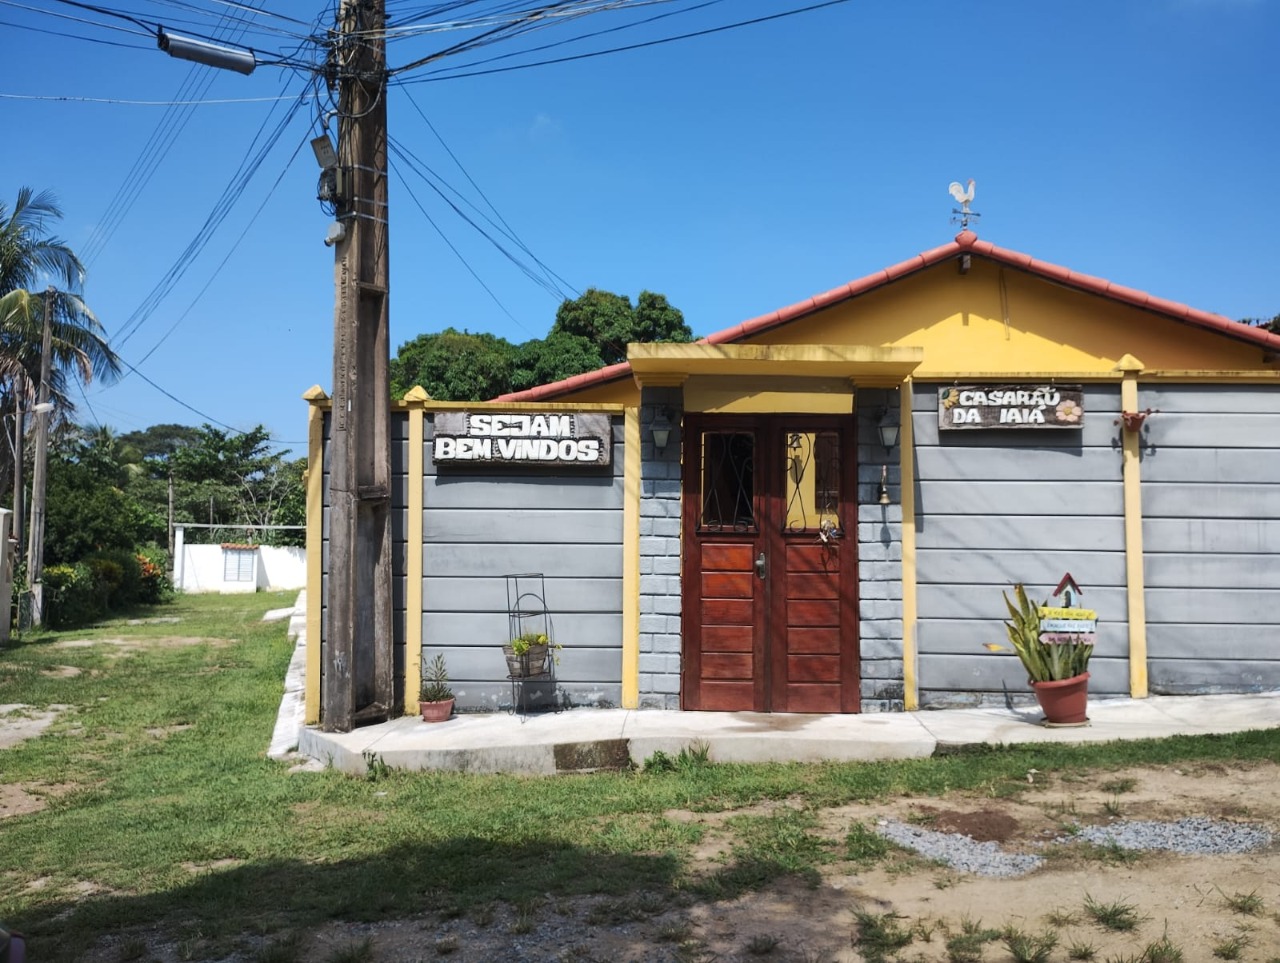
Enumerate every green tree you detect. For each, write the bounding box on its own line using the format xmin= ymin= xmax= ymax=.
xmin=390 ymin=327 xmax=517 ymax=401
xmin=0 ymin=188 xmax=120 ymax=406
xmin=169 ymin=425 xmax=302 ymax=542
xmin=511 ymin=330 xmax=603 ymax=392
xmin=45 ymin=426 xmax=163 ymax=565
xmin=1242 ymin=313 xmax=1280 ymax=335
xmin=120 ymin=423 xmax=203 ymax=462
xmin=550 ymin=287 xmax=693 ymax=366
xmin=0 ymin=188 xmax=120 ymax=512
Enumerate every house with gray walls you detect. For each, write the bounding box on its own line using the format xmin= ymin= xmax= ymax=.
xmin=303 ymin=230 xmax=1280 ymax=725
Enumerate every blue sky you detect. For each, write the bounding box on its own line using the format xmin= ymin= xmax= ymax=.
xmin=2 ymin=0 xmax=1276 ymax=456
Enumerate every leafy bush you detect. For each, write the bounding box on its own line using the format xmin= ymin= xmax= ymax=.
xmin=44 ymin=562 xmax=106 ymax=629
xmin=136 ymin=545 xmax=173 ymax=604
xmin=43 ymin=547 xmax=171 ymax=629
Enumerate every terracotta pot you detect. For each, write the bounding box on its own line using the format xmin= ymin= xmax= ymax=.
xmin=419 ymin=698 xmax=454 ymax=723
xmin=1030 ymin=672 xmax=1089 ymax=725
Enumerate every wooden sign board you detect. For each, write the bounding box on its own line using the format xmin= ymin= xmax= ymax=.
xmin=433 ymin=411 xmax=612 ymax=467
xmin=939 ymin=385 xmax=1084 ymax=430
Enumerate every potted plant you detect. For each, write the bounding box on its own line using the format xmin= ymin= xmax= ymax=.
xmin=419 ymin=653 xmax=455 ymax=723
xmin=989 ymin=583 xmax=1095 ymax=725
xmin=502 ymin=632 xmax=560 ymax=678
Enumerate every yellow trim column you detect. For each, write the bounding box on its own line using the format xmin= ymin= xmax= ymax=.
xmin=622 ymin=406 xmax=641 ymax=708
xmin=404 ymin=388 xmax=429 ymax=714
xmin=898 ymin=380 xmax=919 ymax=710
xmin=302 ymin=386 xmax=327 ymax=725
xmin=1116 ymin=355 xmax=1149 ymax=698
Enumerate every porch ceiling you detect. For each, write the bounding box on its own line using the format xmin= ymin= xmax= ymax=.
xmin=627 ymin=343 xmax=924 ymax=388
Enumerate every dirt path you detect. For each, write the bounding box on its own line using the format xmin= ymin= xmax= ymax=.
xmin=208 ymin=762 xmax=1280 ymax=961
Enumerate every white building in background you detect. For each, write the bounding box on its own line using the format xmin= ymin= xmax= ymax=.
xmin=172 ymin=526 xmax=306 ymax=594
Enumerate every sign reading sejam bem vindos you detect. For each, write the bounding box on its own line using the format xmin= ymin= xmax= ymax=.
xmin=432 ymin=411 xmax=612 ymax=467
xmin=938 ymin=385 xmax=1085 ymax=430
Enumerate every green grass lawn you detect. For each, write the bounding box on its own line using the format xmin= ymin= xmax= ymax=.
xmin=2 ymin=592 xmax=1279 ymax=961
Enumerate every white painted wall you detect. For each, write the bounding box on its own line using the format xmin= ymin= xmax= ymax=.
xmin=173 ymin=542 xmax=307 ymax=594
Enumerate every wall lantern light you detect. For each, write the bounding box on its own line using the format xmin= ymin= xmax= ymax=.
xmin=880 ymin=420 xmax=901 ymax=453
xmin=876 ymin=409 xmax=900 ymax=454
xmin=651 ymin=407 xmax=674 ymax=453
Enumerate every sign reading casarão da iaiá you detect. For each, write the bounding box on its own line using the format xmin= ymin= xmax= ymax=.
xmin=939 ymin=384 xmax=1084 ymax=430
xmin=432 ymin=411 xmax=612 ymax=467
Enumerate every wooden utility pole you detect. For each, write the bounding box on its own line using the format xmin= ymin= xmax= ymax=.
xmin=26 ymin=286 xmax=55 ymax=628
xmin=12 ymin=372 xmax=24 ymax=570
xmin=322 ymin=0 xmax=394 ymax=731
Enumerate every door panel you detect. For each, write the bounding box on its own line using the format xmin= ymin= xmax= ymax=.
xmin=683 ymin=414 xmax=860 ymax=712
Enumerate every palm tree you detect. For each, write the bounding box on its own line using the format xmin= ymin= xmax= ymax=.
xmin=0 ymin=187 xmax=121 ymax=554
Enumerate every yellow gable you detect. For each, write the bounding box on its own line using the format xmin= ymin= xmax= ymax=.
xmin=747 ymin=258 xmax=1273 ymax=376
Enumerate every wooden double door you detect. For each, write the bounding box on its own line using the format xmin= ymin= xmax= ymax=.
xmin=681 ymin=414 xmax=860 ymax=713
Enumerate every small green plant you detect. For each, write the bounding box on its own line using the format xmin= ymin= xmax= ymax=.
xmin=1220 ymin=888 xmax=1264 ymax=916
xmin=844 ymin=822 xmax=891 ymax=863
xmin=1141 ymin=930 xmax=1184 ymax=963
xmin=1212 ymin=932 xmax=1251 ymax=960
xmin=1045 ymin=908 xmax=1080 ymax=927
xmin=1103 ymin=794 xmax=1125 ymax=817
xmin=644 ymin=742 xmax=712 ymax=773
xmin=1083 ymin=894 xmax=1145 ymax=932
xmin=986 ymin=582 xmax=1094 ymax=681
xmin=1066 ymin=940 xmax=1097 ymax=960
xmin=420 ymin=653 xmax=453 ymax=702
xmin=1003 ymin=927 xmax=1058 ymax=963
xmin=362 ymin=752 xmax=392 ymax=781
xmin=852 ymin=911 xmax=914 ymax=962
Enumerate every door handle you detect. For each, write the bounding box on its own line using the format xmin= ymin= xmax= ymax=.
xmin=755 ymin=552 xmax=767 ymax=580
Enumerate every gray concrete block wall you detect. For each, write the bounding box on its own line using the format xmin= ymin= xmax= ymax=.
xmin=912 ymin=382 xmax=1128 ymax=708
xmin=638 ymin=387 xmax=684 ymax=709
xmin=857 ymin=387 xmax=906 ymax=711
xmin=1139 ymin=384 xmax=1280 ymax=694
xmin=420 ymin=414 xmax=626 ymax=712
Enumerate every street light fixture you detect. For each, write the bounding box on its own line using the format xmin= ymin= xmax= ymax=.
xmin=158 ymin=29 xmax=256 ymax=75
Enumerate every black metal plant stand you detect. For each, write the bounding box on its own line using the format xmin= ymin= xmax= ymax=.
xmin=504 ymin=573 xmax=558 ymax=716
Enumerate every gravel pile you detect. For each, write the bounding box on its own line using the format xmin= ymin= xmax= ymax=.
xmin=875 ymin=819 xmax=1044 ymax=877
xmin=876 ymin=815 xmax=1273 ymax=877
xmin=1064 ymin=816 xmax=1274 ymax=855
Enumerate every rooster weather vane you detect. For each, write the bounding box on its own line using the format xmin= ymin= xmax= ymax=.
xmin=948 ymin=178 xmax=980 ymax=230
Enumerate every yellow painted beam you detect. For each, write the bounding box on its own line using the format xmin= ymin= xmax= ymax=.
xmin=1117 ymin=357 xmax=1149 ymax=698
xmin=621 ymin=406 xmax=641 ymax=708
xmin=302 ymin=385 xmax=327 ymax=725
xmin=628 ymin=342 xmax=923 ymax=386
xmin=898 ymin=380 xmax=919 ymax=710
xmin=405 ymin=388 xmax=428 ymax=715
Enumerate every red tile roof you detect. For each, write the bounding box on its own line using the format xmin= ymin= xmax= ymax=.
xmin=495 ymin=231 xmax=1280 ymax=401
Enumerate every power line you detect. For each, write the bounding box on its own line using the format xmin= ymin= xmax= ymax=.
xmin=0 ymin=90 xmax=315 ymax=104
xmin=389 ymin=156 xmax=533 ymax=336
xmin=112 ymin=80 xmax=312 ymax=348
xmin=400 ymin=87 xmax=578 ymax=299
xmin=389 ymin=134 xmax=567 ymax=304
xmin=131 ymin=125 xmax=311 ymax=367
xmin=0 ymin=12 xmax=150 ymax=44
xmin=396 ymin=0 xmax=852 ymax=81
